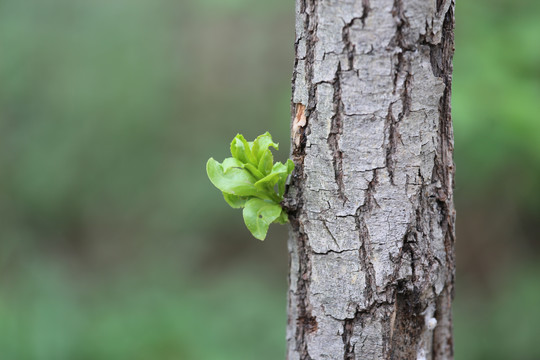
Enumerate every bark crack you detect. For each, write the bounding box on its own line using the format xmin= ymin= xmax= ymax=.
xmin=389 ymin=285 xmax=425 ymax=359
xmin=322 ymin=219 xmax=340 ymax=249
xmin=304 ymin=0 xmax=319 ymax=129
xmin=387 ymin=0 xmax=414 ymax=185
xmin=342 ymin=22 xmax=356 ymax=70
xmin=360 ymin=0 xmax=371 ymax=27
xmin=384 ymin=103 xmax=399 ymax=185
xmin=312 ymin=248 xmax=355 ymax=255
xmin=391 ymin=0 xmax=412 ymax=50
xmin=342 ymin=317 xmax=356 ymax=359
xmin=356 ymin=170 xmax=379 ymax=302
xmin=328 ymin=63 xmax=347 ymax=204
xmin=357 ymin=216 xmax=377 ymax=302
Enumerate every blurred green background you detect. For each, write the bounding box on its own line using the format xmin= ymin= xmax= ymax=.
xmin=0 ymin=0 xmax=539 ymax=359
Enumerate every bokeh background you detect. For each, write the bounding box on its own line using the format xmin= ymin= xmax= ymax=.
xmin=0 ymin=0 xmax=539 ymax=359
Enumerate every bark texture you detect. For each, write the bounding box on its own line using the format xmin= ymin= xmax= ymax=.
xmin=286 ymin=0 xmax=455 ymax=359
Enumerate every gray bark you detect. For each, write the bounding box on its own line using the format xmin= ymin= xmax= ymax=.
xmin=285 ymin=0 xmax=455 ymax=359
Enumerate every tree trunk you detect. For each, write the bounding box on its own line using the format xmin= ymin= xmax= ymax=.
xmin=285 ymin=0 xmax=455 ymax=359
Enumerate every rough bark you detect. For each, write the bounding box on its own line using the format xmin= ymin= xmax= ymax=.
xmin=285 ymin=0 xmax=455 ymax=359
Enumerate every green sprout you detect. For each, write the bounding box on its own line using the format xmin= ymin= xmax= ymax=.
xmin=206 ymin=132 xmax=294 ymax=240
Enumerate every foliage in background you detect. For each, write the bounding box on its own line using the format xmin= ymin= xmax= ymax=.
xmin=0 ymin=0 xmax=539 ymax=358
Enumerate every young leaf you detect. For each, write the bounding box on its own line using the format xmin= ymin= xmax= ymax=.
xmin=258 ymin=149 xmax=274 ymax=175
xmin=242 ymin=198 xmax=282 ymax=240
xmin=223 ymin=193 xmax=247 ymax=208
xmin=286 ymin=158 xmax=294 ymax=172
xmin=254 ymin=172 xmax=281 ymax=191
xmin=277 ymin=159 xmax=295 ymax=197
xmin=251 ymin=132 xmax=279 ymax=165
xmin=254 ymin=161 xmax=292 ymax=191
xmin=207 ymin=158 xmax=269 ymax=199
xmin=231 ymin=134 xmax=258 ymax=166
xmin=244 ymin=163 xmax=265 ymax=179
xmin=275 ymin=209 xmax=289 ymax=224
xmin=230 ymin=134 xmax=250 ymax=164
xmin=222 ymin=157 xmax=244 ymax=172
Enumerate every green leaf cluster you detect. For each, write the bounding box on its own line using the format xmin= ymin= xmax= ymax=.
xmin=206 ymin=132 xmax=294 ymax=240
